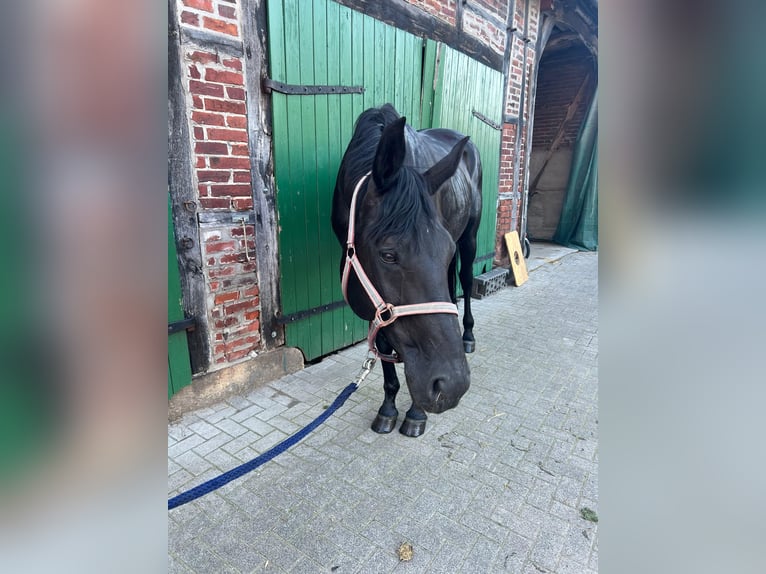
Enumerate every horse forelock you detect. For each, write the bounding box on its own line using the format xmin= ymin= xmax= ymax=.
xmin=339 ymin=105 xmax=401 ymax=190
xmin=361 ymin=168 xmax=439 ymax=251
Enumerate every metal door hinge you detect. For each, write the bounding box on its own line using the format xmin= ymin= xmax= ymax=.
xmin=262 ymin=77 xmax=365 ymax=96
xmin=472 ymin=109 xmax=502 ymax=130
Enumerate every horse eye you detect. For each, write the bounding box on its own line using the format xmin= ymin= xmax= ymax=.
xmin=379 ymin=251 xmax=398 ymax=264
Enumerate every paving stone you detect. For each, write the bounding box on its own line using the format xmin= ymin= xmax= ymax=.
xmin=168 ymin=252 xmax=598 ymax=573
xmin=201 ymin=405 xmax=237 ymax=424
xmin=355 ymin=547 xmax=400 ymax=574
xmin=225 ymin=394 xmax=254 ymax=411
xmin=187 ymin=418 xmax=223 ymax=440
xmin=168 ymin=433 xmax=207 ymax=459
xmin=215 ymin=418 xmax=249 ymax=439
xmin=191 ymin=430 xmax=235 ymax=457
xmin=220 ymin=431 xmax=260 ymax=455
xmin=203 ymin=445 xmax=241 ymax=472
xmin=174 ymin=449 xmax=215 ymax=476
xmin=230 ymin=403 xmax=266 ymax=424
xmin=251 ymin=533 xmax=306 ymax=572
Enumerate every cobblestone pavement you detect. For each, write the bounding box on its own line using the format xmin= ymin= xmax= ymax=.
xmin=169 ymin=251 xmax=598 ymax=573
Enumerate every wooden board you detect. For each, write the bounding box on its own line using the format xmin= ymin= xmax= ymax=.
xmin=504 ymin=231 xmax=529 ymax=286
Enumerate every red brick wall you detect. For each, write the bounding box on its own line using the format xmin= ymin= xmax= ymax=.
xmin=178 ymin=0 xmax=263 ymax=367
xmin=463 ymin=8 xmax=506 ymax=55
xmin=404 ymin=0 xmax=457 ymax=26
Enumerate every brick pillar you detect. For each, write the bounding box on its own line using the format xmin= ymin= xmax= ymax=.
xmin=178 ymin=0 xmax=263 ymax=367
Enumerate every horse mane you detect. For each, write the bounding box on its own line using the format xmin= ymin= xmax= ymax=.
xmin=337 ymin=104 xmax=437 ymax=248
xmin=337 ymin=103 xmax=401 ymax=189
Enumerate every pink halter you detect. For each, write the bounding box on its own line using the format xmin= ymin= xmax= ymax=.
xmin=341 ymin=172 xmax=459 ymax=362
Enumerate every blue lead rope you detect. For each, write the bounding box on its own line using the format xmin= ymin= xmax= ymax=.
xmin=168 ymin=382 xmax=359 ymax=510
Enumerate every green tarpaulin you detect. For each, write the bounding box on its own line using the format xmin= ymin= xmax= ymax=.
xmin=553 ymin=88 xmax=598 ymax=250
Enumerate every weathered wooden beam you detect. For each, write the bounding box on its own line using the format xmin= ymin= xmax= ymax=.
xmin=180 ymin=25 xmax=244 ymax=57
xmin=333 ymin=0 xmax=504 ymax=72
xmin=552 ymin=4 xmax=597 ymax=56
xmin=465 ymin=0 xmax=506 ymax=31
xmin=168 ymin=0 xmax=211 ymax=373
xmin=544 ymin=31 xmax=580 ymax=52
xmin=241 ymin=0 xmax=285 ymax=349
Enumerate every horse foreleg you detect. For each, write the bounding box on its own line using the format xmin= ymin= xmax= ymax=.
xmin=448 ymin=254 xmax=458 ymax=304
xmin=458 ymin=241 xmax=477 ymax=353
xmin=400 ymin=403 xmax=428 ymax=437
xmin=371 ymin=335 xmax=400 ymax=434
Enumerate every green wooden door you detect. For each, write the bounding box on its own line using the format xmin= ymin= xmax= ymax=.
xmin=267 ymin=0 xmax=429 ymax=360
xmin=168 ymin=195 xmax=193 ymax=398
xmin=432 ymin=44 xmax=504 ymax=278
xmin=267 ymin=2 xmax=504 ymax=361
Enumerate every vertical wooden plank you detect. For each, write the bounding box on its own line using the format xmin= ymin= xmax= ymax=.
xmin=168 ymin=0 xmax=209 ymax=372
xmin=410 ymin=37 xmax=422 ymax=128
xmin=432 ymin=44 xmax=444 ymax=130
xmin=168 ymin=195 xmax=192 ymax=397
xmin=282 ymin=0 xmax=307 ymax=354
xmin=403 ymin=33 xmax=416 ymax=126
xmin=348 ymin=7 xmax=368 ymax=345
xmin=269 ymin=0 xmax=294 ymax=334
xmin=323 ymin=0 xmax=340 ymax=354
xmin=373 ymin=20 xmax=386 ymax=105
xmin=350 ymin=8 xmax=364 ymax=120
xmin=339 ymin=3 xmax=360 ymax=346
xmin=267 ymin=0 xmax=296 ymax=345
xmin=393 ymin=28 xmax=405 ymax=112
xmin=312 ymin=0 xmax=333 ymax=358
xmin=297 ymin=0 xmax=319 ymax=359
xmin=168 ymin=334 xmax=192 ymax=398
xmin=243 ymin=0 xmax=284 ymax=349
xmin=421 ymin=39 xmax=437 ymax=129
xmin=476 ymin=63 xmax=491 ymax=274
xmin=363 ymin=14 xmax=376 ymax=110
xmin=383 ymin=25 xmax=395 ymax=105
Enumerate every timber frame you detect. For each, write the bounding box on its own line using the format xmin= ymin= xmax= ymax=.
xmin=168 ymin=0 xmax=210 ymax=373
xmin=241 ymin=0 xmax=285 ymax=349
xmin=333 ymin=0 xmax=505 ymax=72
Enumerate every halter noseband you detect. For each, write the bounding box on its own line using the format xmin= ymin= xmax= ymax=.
xmin=341 ymin=172 xmax=459 ymax=362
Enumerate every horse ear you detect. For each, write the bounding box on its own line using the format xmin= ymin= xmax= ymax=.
xmin=372 ymin=116 xmax=407 ymax=190
xmin=423 ymin=136 xmax=470 ymax=195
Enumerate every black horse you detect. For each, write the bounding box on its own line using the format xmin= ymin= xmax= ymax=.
xmin=331 ymin=104 xmax=482 ymax=437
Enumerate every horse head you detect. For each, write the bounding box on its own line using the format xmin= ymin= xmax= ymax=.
xmin=350 ymin=116 xmax=471 ymax=413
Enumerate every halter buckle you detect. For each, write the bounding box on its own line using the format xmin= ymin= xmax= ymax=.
xmin=375 ymin=303 xmax=396 ymax=327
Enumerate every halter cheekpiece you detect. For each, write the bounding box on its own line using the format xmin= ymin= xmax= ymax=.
xmin=341 ymin=172 xmax=459 ymax=362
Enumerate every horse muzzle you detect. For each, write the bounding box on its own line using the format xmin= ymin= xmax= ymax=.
xmin=423 ymin=373 xmax=470 ymax=413
xmin=402 ymin=353 xmax=470 ymax=414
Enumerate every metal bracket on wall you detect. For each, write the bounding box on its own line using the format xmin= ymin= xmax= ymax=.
xmin=168 ymin=317 xmax=196 ymax=335
xmin=262 ymin=77 xmax=365 ymax=96
xmin=274 ymin=300 xmax=349 ymax=325
xmin=472 ymin=109 xmax=502 ymax=130
xmin=197 ymin=211 xmax=256 ymax=226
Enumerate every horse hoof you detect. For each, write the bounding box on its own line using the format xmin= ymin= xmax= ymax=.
xmin=463 ymin=340 xmax=475 ymax=353
xmin=399 ymin=417 xmax=426 ymax=437
xmin=371 ymin=414 xmax=398 ymax=434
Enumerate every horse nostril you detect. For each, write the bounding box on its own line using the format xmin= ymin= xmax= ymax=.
xmin=432 ymin=378 xmax=446 ymax=398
